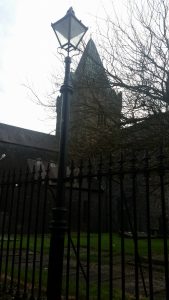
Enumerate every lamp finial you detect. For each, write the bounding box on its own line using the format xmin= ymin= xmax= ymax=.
xmin=67 ymin=7 xmax=75 ymax=15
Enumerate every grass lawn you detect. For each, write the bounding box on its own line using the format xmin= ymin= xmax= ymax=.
xmin=1 ymin=232 xmax=164 ymax=255
xmin=70 ymin=233 xmax=165 ymax=260
xmin=0 ymin=233 xmax=166 ymax=299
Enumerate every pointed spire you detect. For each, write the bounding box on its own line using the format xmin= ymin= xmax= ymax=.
xmin=75 ymin=38 xmax=106 ymax=82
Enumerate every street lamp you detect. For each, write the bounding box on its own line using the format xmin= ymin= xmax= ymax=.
xmin=51 ymin=6 xmax=88 ymax=184
xmin=47 ymin=8 xmax=88 ymax=300
xmin=51 ymin=7 xmax=88 ymax=53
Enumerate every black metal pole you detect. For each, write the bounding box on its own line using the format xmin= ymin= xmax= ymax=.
xmin=47 ymin=55 xmax=72 ymax=300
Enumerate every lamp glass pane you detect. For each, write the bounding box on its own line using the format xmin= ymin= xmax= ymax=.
xmin=52 ymin=13 xmax=87 ymax=49
xmin=70 ymin=17 xmax=86 ymax=38
xmin=53 ymin=17 xmax=70 ymax=40
xmin=70 ymin=17 xmax=86 ymax=47
xmin=56 ymin=31 xmax=69 ymax=47
xmin=70 ymin=32 xmax=85 ymax=48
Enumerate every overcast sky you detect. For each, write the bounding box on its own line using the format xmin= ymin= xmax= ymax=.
xmin=0 ymin=0 xmax=121 ymax=134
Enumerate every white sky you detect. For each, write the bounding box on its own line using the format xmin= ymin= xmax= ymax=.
xmin=0 ymin=0 xmax=122 ymax=134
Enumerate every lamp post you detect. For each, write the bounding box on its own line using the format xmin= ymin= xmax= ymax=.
xmin=47 ymin=8 xmax=88 ymax=300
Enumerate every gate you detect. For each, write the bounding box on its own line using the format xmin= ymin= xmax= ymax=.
xmin=0 ymin=149 xmax=169 ymax=299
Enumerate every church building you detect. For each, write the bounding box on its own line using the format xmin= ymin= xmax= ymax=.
xmin=56 ymin=39 xmax=122 ymax=160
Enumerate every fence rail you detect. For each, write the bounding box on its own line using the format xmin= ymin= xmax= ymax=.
xmin=0 ymin=149 xmax=169 ymax=299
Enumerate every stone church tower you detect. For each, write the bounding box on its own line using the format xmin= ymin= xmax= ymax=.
xmin=56 ymin=39 xmax=122 ymax=159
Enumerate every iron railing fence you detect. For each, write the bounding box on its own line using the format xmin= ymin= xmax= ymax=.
xmin=0 ymin=149 xmax=169 ymax=299
xmin=0 ymin=166 xmax=52 ymax=300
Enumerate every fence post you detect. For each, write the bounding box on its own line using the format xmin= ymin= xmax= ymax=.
xmin=158 ymin=148 xmax=169 ymax=298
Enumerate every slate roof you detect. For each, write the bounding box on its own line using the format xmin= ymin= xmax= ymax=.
xmin=0 ymin=123 xmax=57 ymax=152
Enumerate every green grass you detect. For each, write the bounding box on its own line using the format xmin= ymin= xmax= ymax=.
xmin=70 ymin=233 xmax=165 ymax=256
xmin=0 ymin=233 xmax=166 ymax=299
xmin=1 ymin=233 xmax=165 ymax=256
